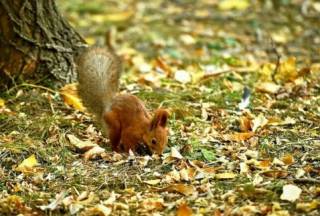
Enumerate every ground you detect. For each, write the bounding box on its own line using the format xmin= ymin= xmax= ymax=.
xmin=1 ymin=0 xmax=320 ymax=215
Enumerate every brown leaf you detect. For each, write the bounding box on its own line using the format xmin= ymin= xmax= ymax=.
xmin=83 ymin=146 xmax=105 ymax=160
xmin=164 ymin=184 xmax=196 ymax=196
xmin=223 ymin=132 xmax=254 ymax=142
xmin=177 ymin=203 xmax=192 ymax=216
xmin=239 ymin=116 xmax=252 ymax=132
xmin=141 ymin=198 xmax=164 ymax=211
xmin=262 ymin=170 xmax=288 ymax=178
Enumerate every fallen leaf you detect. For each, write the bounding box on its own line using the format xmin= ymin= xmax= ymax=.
xmin=15 ymin=154 xmax=39 ymax=173
xmin=252 ymin=113 xmax=268 ymax=132
xmin=60 ymin=83 xmax=85 ymax=112
xmin=223 ymin=132 xmax=254 ymax=141
xmin=144 ymin=179 xmax=161 ymax=185
xmin=262 ymin=170 xmax=288 ymax=178
xmin=177 ymin=203 xmax=192 ymax=216
xmin=175 ymin=70 xmax=191 ymax=84
xmin=255 ymin=82 xmax=281 ymax=94
xmin=296 ymin=200 xmax=319 ymax=212
xmin=141 ymin=198 xmax=164 ymax=211
xmin=218 ymin=0 xmax=249 ymax=10
xmin=85 ymin=204 xmax=112 ymax=216
xmin=0 ymin=98 xmax=5 ymax=107
xmin=171 ymin=147 xmax=183 ymax=159
xmin=67 ymin=134 xmax=97 ymax=152
xmin=281 ymin=154 xmax=294 ymax=165
xmin=216 ymin=172 xmax=237 ymax=179
xmin=84 ymin=146 xmax=105 ymax=160
xmin=280 ymin=184 xmax=302 ymax=202
xmin=164 ymin=184 xmax=196 ymax=196
xmin=276 ymin=57 xmax=298 ymax=83
xmin=39 ymin=191 xmax=68 ymax=210
xmin=239 ymin=116 xmax=252 ymax=132
xmin=103 ymin=11 xmax=133 ymax=22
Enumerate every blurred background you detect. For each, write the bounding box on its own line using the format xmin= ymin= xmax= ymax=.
xmin=57 ymin=0 xmax=320 ymax=68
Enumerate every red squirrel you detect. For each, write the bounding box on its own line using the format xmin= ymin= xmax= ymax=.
xmin=77 ymin=47 xmax=169 ymax=155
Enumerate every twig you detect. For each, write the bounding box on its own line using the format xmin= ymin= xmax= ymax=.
xmin=200 ymin=66 xmax=258 ymax=82
xmin=293 ymin=178 xmax=320 ymax=184
xmin=270 ymin=38 xmax=281 ymax=84
xmin=7 ymin=83 xmax=57 ymax=94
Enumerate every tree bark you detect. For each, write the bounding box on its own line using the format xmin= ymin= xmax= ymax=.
xmin=0 ymin=0 xmax=86 ymax=89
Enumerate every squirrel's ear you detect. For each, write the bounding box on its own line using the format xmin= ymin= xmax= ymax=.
xmin=150 ymin=109 xmax=169 ymax=129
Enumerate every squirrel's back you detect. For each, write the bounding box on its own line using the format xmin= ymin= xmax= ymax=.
xmin=77 ymin=47 xmax=122 ymax=121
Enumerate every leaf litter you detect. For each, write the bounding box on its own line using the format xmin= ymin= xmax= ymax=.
xmin=1 ymin=0 xmax=320 ymax=215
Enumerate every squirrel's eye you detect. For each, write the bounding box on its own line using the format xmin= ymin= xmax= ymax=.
xmin=151 ymin=138 xmax=157 ymax=145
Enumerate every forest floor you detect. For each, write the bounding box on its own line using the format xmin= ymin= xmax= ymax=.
xmin=1 ymin=0 xmax=320 ymax=215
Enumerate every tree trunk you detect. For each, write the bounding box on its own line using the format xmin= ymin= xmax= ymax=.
xmin=0 ymin=0 xmax=86 ymax=89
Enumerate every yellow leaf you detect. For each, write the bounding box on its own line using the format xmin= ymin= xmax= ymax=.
xmin=16 ymin=154 xmax=39 ymax=173
xmin=259 ymin=63 xmax=275 ymax=82
xmin=0 ymin=98 xmax=5 ymax=107
xmin=60 ymin=83 xmax=85 ymax=112
xmin=144 ymin=179 xmax=161 ymax=185
xmin=215 ymin=172 xmax=237 ymax=179
xmin=218 ymin=0 xmax=249 ymax=11
xmin=84 ymin=37 xmax=96 ymax=45
xmin=177 ymin=203 xmax=192 ymax=216
xmin=164 ymin=184 xmax=196 ymax=196
xmin=296 ymin=200 xmax=319 ymax=212
xmin=103 ymin=11 xmax=134 ymax=22
xmin=275 ymin=57 xmax=298 ymax=83
xmin=281 ymin=154 xmax=294 ymax=165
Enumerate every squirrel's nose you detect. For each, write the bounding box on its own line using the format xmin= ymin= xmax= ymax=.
xmin=136 ymin=144 xmax=152 ymax=156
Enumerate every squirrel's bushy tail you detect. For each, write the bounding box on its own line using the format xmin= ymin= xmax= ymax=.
xmin=77 ymin=47 xmax=122 ymax=121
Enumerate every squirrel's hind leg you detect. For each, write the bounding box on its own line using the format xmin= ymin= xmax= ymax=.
xmin=104 ymin=111 xmax=121 ymax=152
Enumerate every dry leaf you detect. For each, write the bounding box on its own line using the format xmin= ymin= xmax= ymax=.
xmin=281 ymin=154 xmax=294 ymax=165
xmin=252 ymin=113 xmax=268 ymax=132
xmin=39 ymin=191 xmax=68 ymax=210
xmin=276 ymin=57 xmax=298 ymax=83
xmin=67 ymin=134 xmax=97 ymax=152
xmin=255 ymin=82 xmax=281 ymax=94
xmin=296 ymin=200 xmax=319 ymax=212
xmin=60 ymin=83 xmax=85 ymax=112
xmin=0 ymin=98 xmax=5 ymax=107
xmin=171 ymin=147 xmax=183 ymax=159
xmin=216 ymin=173 xmax=237 ymax=179
xmin=141 ymin=198 xmax=164 ymax=211
xmin=85 ymin=204 xmax=112 ymax=216
xmin=144 ymin=179 xmax=161 ymax=185
xmin=15 ymin=154 xmax=39 ymax=173
xmin=262 ymin=170 xmax=288 ymax=178
xmin=175 ymin=70 xmax=191 ymax=84
xmin=239 ymin=116 xmax=252 ymax=132
xmin=177 ymin=203 xmax=192 ymax=216
xmin=84 ymin=146 xmax=105 ymax=160
xmin=280 ymin=184 xmax=301 ymax=202
xmin=218 ymin=0 xmax=249 ymax=10
xmin=164 ymin=184 xmax=196 ymax=196
xmin=103 ymin=11 xmax=133 ymax=22
xmin=223 ymin=132 xmax=254 ymax=142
